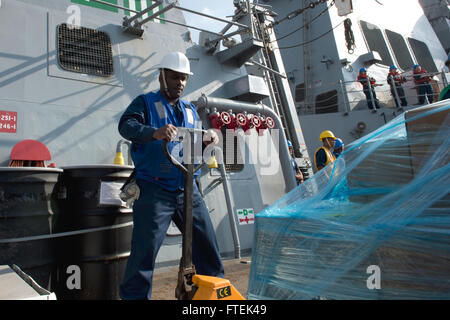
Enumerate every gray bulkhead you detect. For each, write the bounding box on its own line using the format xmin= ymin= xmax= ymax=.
xmin=0 ymin=0 xmax=288 ymax=265
xmin=261 ymin=0 xmax=448 ymax=167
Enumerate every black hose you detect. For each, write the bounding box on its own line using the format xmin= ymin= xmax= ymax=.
xmin=344 ymin=18 xmax=355 ymax=54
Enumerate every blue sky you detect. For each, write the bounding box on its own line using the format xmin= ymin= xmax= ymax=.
xmin=177 ymin=0 xmax=238 ymax=44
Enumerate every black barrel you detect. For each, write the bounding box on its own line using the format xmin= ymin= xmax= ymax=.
xmin=0 ymin=167 xmax=63 ymax=291
xmin=55 ymin=165 xmax=133 ymax=300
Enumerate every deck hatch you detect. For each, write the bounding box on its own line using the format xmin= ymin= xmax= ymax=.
xmin=57 ymin=23 xmax=114 ymax=77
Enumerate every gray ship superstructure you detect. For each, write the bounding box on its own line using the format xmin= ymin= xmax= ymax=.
xmin=0 ymin=0 xmax=448 ymax=299
xmin=261 ymin=0 xmax=449 ymax=160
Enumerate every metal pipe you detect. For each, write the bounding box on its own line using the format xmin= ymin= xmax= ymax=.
xmin=339 ymin=80 xmax=350 ymax=113
xmin=367 ymin=80 xmax=375 ymax=110
xmin=441 ymin=70 xmax=448 ymax=87
xmin=89 ymin=0 xmax=142 ymax=13
xmin=182 ymin=132 xmax=196 ymax=269
xmin=116 ymin=139 xmax=132 ymax=165
xmin=205 ymin=28 xmax=248 ymax=46
xmin=135 ymin=2 xmax=177 ymax=28
xmin=389 ymin=74 xmax=401 ymax=109
xmin=90 ymin=0 xmax=233 ymax=39
xmin=173 ymin=5 xmax=249 ymax=29
xmin=213 ymin=147 xmax=241 ymax=259
xmin=196 ymin=95 xmax=297 ymax=192
xmin=249 ymin=59 xmax=287 ymax=79
xmin=219 ymin=22 xmax=234 ymax=35
xmin=122 ymin=0 xmax=162 ymax=25
xmin=155 ymin=17 xmax=222 ymax=37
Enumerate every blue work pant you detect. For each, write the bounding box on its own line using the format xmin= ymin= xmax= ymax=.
xmin=390 ymin=86 xmax=408 ymax=107
xmin=417 ymin=83 xmax=434 ymax=104
xmin=119 ymin=179 xmax=224 ymax=300
xmin=363 ymin=87 xmax=380 ymax=110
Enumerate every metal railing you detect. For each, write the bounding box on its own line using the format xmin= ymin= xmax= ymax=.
xmin=89 ymin=0 xmax=250 ymax=39
xmin=296 ymin=71 xmax=450 ymax=114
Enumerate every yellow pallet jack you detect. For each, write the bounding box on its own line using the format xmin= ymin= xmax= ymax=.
xmin=163 ymin=128 xmax=245 ymax=300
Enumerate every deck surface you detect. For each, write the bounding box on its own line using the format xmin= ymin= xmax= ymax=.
xmin=151 ymin=257 xmax=252 ymax=300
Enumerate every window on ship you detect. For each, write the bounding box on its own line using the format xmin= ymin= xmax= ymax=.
xmin=407 ymin=38 xmax=438 ymax=73
xmin=385 ymin=30 xmax=414 ymax=71
xmin=360 ymin=20 xmax=393 ymax=67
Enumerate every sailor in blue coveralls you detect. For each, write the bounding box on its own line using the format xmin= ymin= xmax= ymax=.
xmin=287 ymin=140 xmax=303 ymax=185
xmin=118 ymin=52 xmax=224 ymax=300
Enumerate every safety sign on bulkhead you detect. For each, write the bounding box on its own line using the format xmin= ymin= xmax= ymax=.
xmin=0 ymin=111 xmax=17 ymax=133
xmin=237 ymin=208 xmax=254 ymax=225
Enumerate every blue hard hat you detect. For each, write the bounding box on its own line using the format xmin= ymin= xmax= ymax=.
xmin=334 ymin=138 xmax=344 ymax=149
xmin=390 ymin=65 xmax=397 ymax=70
xmin=413 ymin=64 xmax=420 ymax=69
xmin=359 ymin=67 xmax=367 ymax=72
xmin=287 ymin=140 xmax=293 ymax=147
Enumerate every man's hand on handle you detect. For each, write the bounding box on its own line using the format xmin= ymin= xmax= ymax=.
xmin=203 ymin=129 xmax=219 ymax=146
xmin=153 ymin=124 xmax=178 ymax=141
xmin=154 ymin=126 xmax=218 ymax=146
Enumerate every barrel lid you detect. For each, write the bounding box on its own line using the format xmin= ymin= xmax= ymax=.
xmin=61 ymin=164 xmax=134 ymax=170
xmin=0 ymin=167 xmax=63 ymax=173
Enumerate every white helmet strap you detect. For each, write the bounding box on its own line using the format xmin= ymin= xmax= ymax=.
xmin=161 ymin=68 xmax=172 ymax=100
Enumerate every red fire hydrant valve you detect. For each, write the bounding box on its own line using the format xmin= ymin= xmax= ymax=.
xmin=209 ymin=111 xmax=231 ymax=130
xmin=227 ymin=113 xmax=247 ymax=131
xmin=265 ymin=116 xmax=275 ymax=129
xmin=236 ymin=113 xmax=247 ymax=127
xmin=256 ymin=116 xmax=275 ymax=135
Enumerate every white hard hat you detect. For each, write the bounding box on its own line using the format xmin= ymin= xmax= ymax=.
xmin=159 ymin=51 xmax=193 ymax=75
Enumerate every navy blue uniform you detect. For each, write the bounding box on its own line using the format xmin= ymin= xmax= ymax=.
xmin=414 ymin=68 xmax=434 ymax=104
xmin=357 ymin=73 xmax=380 ymax=110
xmin=387 ymin=71 xmax=408 ymax=107
xmin=118 ymin=90 xmax=224 ymax=300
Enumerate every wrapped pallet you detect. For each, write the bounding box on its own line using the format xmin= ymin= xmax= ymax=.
xmin=248 ymin=102 xmax=450 ymax=300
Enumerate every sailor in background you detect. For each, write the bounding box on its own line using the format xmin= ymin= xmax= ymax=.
xmin=357 ymin=68 xmax=381 ymax=111
xmin=118 ymin=52 xmax=224 ymax=300
xmin=439 ymin=56 xmax=450 ymax=101
xmin=332 ymin=138 xmax=344 ymax=158
xmin=287 ymin=140 xmax=304 ymax=185
xmin=315 ymin=130 xmax=336 ymax=171
xmin=387 ymin=65 xmax=408 ymax=108
xmin=413 ymin=64 xmax=434 ymax=104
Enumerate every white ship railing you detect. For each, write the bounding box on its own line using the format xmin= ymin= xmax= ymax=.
xmin=297 ymin=71 xmax=450 ymax=114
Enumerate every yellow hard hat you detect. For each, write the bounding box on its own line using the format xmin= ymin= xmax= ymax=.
xmin=319 ymin=130 xmax=336 ymax=141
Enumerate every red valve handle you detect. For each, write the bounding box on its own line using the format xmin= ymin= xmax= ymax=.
xmin=251 ymin=115 xmax=261 ymax=127
xmin=220 ymin=112 xmax=232 ymax=125
xmin=265 ymin=116 xmax=275 ymax=129
xmin=236 ymin=113 xmax=247 ymax=126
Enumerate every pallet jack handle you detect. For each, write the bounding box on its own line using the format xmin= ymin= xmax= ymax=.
xmin=162 ymin=127 xmax=206 ymax=300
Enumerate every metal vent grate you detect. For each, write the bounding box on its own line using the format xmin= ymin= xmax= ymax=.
xmin=223 ymin=133 xmax=244 ymax=172
xmin=57 ymin=23 xmax=114 ymax=77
